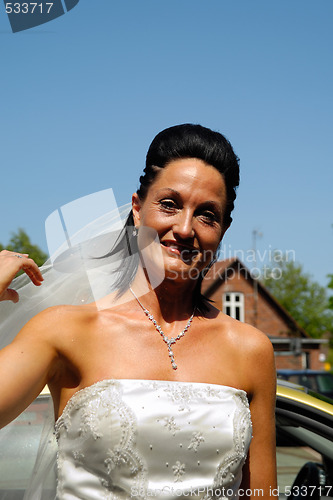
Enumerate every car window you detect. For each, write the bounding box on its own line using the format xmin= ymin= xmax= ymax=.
xmin=277 ymin=442 xmax=324 ymax=492
xmin=317 ymin=374 xmax=333 ymax=393
xmin=276 ymin=398 xmax=333 ymax=498
xmin=298 ymin=374 xmax=317 ymax=391
xmin=277 ymin=426 xmax=333 ymax=496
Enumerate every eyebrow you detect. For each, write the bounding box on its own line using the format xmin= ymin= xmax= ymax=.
xmin=156 ymin=188 xmax=223 ymax=213
xmin=202 ymin=200 xmax=223 ymax=211
xmin=155 ymin=188 xmax=181 ymax=196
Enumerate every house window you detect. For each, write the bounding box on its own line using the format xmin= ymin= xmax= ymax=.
xmin=223 ymin=292 xmax=244 ymax=322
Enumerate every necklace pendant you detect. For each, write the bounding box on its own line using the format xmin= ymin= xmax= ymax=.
xmin=129 ymin=287 xmax=195 ymax=371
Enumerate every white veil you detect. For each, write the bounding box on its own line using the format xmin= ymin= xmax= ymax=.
xmin=0 ymin=189 xmax=131 ymax=347
xmin=0 ymin=188 xmax=164 ymax=499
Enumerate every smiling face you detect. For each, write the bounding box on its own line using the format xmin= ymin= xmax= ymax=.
xmin=132 ymin=158 xmax=228 ymax=284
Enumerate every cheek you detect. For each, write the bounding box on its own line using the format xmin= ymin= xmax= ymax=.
xmin=139 ymin=205 xmax=161 ymax=224
xmin=137 ymin=225 xmax=160 ymax=248
xmin=199 ymin=226 xmax=223 ymax=249
xmin=193 ymin=232 xmax=221 ymax=268
xmin=142 ymin=211 xmax=172 ymax=236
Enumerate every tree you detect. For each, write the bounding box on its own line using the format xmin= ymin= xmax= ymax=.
xmin=0 ymin=228 xmax=48 ymax=267
xmin=263 ymin=255 xmax=333 ymax=339
xmin=329 ymin=223 xmax=333 ymax=310
xmin=328 ymin=274 xmax=333 ymax=311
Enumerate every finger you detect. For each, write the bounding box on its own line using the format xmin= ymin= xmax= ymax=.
xmin=0 ymin=250 xmax=28 ymax=258
xmin=0 ymin=288 xmax=19 ymax=303
xmin=22 ymin=263 xmax=44 ymax=286
xmin=7 ymin=254 xmax=43 ymax=286
xmin=20 ymin=256 xmax=44 ymax=283
xmin=13 ymin=254 xmax=44 ymax=282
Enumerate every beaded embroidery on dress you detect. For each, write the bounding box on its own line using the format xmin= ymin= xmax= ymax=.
xmin=55 ymin=379 xmax=252 ymax=500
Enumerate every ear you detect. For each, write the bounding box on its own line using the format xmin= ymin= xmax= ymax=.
xmin=132 ymin=192 xmax=142 ymax=226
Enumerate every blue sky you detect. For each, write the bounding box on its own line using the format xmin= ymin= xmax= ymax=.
xmin=1 ymin=0 xmax=332 ymax=287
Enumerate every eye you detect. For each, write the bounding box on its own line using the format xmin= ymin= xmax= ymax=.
xmin=200 ymin=210 xmax=219 ymax=225
xmin=159 ymin=199 xmax=178 ymax=211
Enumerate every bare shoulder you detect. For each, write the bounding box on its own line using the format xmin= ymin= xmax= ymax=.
xmin=210 ymin=306 xmax=274 ymax=356
xmin=37 ymin=303 xmax=96 ymax=322
xmin=234 ymin=320 xmax=276 ymax=377
xmin=225 ymin=316 xmax=275 ymax=396
xmin=231 ymin=317 xmax=273 ymax=355
xmin=16 ymin=303 xmax=97 ymax=343
xmin=208 ymin=308 xmax=276 ymax=395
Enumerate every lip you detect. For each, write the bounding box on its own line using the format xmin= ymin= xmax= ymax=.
xmin=161 ymin=240 xmax=198 ymax=257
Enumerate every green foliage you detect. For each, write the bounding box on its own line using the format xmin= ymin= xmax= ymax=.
xmin=263 ymin=255 xmax=333 ymax=339
xmin=328 ymin=274 xmax=333 ymax=310
xmin=0 ymin=228 xmax=48 ymax=267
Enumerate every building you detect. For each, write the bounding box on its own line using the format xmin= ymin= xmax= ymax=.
xmin=202 ymin=258 xmax=326 ymax=370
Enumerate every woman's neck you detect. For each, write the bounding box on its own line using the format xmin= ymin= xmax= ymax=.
xmin=130 ymin=267 xmax=198 ymax=325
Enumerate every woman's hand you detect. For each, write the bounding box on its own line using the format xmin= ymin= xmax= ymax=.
xmin=0 ymin=250 xmax=44 ymax=303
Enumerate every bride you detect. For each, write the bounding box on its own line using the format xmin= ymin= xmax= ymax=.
xmin=0 ymin=124 xmax=277 ymax=499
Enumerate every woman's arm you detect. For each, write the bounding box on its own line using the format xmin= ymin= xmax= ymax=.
xmin=240 ymin=329 xmax=277 ymax=498
xmin=0 ymin=250 xmax=58 ymax=428
xmin=0 ymin=308 xmax=60 ymax=428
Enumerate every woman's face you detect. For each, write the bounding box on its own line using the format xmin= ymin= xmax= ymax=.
xmin=132 ymin=158 xmax=228 ymax=283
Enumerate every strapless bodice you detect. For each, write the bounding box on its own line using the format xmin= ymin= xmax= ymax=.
xmin=55 ymin=379 xmax=252 ymax=499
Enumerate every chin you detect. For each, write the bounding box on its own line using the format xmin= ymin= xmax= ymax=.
xmin=142 ymin=249 xmax=206 ymax=287
xmin=163 ymin=262 xmax=205 ymax=284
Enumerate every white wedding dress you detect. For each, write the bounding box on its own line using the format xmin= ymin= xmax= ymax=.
xmin=55 ymin=379 xmax=252 ymax=500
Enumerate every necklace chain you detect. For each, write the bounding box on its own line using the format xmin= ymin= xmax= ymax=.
xmin=129 ymin=287 xmax=196 ymax=370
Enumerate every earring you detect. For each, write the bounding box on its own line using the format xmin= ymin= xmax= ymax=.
xmin=132 ymin=227 xmax=138 ymax=237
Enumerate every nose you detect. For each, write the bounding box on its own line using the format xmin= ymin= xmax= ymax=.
xmin=173 ymin=210 xmax=195 ymax=240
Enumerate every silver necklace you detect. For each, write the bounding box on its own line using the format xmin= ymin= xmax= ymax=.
xmin=129 ymin=287 xmax=196 ymax=370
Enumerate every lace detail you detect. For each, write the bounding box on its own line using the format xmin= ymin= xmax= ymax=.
xmin=80 ymin=403 xmax=103 ymax=439
xmin=163 ymin=416 xmax=180 ymax=435
xmin=55 ymin=379 xmax=252 ymax=499
xmin=72 ymin=450 xmax=85 ymax=463
xmin=206 ymin=392 xmax=252 ymax=497
xmin=188 ymin=431 xmax=205 ymax=452
xmin=105 ymin=445 xmax=137 ymax=474
xmin=55 ymin=380 xmax=148 ymax=497
xmin=162 ymin=381 xmax=224 ymax=411
xmin=172 ymin=460 xmax=186 ymax=482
